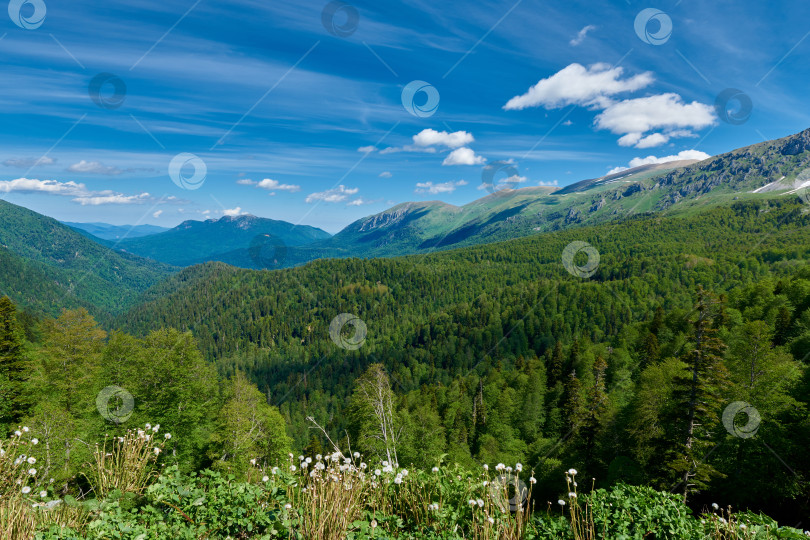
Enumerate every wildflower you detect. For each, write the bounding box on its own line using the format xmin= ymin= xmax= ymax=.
xmin=483 ymin=480 xmax=489 ymax=486
xmin=39 ymin=491 xmax=47 ymax=498
xmin=22 ymin=486 xmax=31 ymax=494
xmin=567 ymin=468 xmax=577 ymax=476
xmin=299 ymin=455 xmax=305 ymax=461
xmin=250 ymin=458 xmax=257 ymax=466
xmin=496 ymin=463 xmax=505 ymax=471
xmin=529 ymin=477 xmax=536 ymax=484
xmin=153 ymin=424 xmax=160 ymax=432
xmin=483 ymin=464 xmax=489 ymax=471
xmin=740 ymin=524 xmax=747 ymax=530
xmin=712 ymin=503 xmax=719 ymax=510
xmin=305 ymin=457 xmax=312 ymax=464
xmin=374 ymin=469 xmax=381 ymax=476
xmin=284 ymin=504 xmax=292 ymax=510
xmin=290 ymin=465 xmax=297 ymax=472
xmin=301 ymin=461 xmax=308 ymax=469
xmin=557 ymin=499 xmax=565 ymax=506
xmin=568 ymin=492 xmax=577 ymax=498
xmin=515 ymin=463 xmax=522 ymax=472
xmin=477 ymin=499 xmax=484 ymax=507
xmin=488 ymin=517 xmax=495 ymax=524
xmin=31 ymin=439 xmax=38 ymax=445
xmin=468 ymin=499 xmax=476 ymax=506
xmin=165 ymin=433 xmax=171 ymax=440
xmin=272 ymin=467 xmax=279 ymax=474
xmin=353 ymin=452 xmax=360 ymax=458
xmin=261 ymin=475 xmax=269 ymax=482
xmin=371 ymin=519 xmax=377 ymax=529
xmin=432 ymin=467 xmax=439 ymax=473
xmin=22 ymin=426 xmax=29 ymax=432
xmin=14 ymin=430 xmax=21 ymax=437
xmin=27 ymin=457 xmax=36 ymax=464
xmin=153 ymin=448 xmax=161 ymax=455
xmin=401 ymin=469 xmax=408 ymax=476
xmin=360 ymin=463 xmax=367 ymax=470
xmin=383 ymin=460 xmax=389 ymax=467
xmin=394 ymin=475 xmax=402 ymax=485
xmin=28 ymin=468 xmax=36 ymax=475
xmin=506 ymin=466 xmax=513 ymax=473
xmin=288 ymin=453 xmax=293 ymax=458
xmin=316 ymin=454 xmax=322 ymax=461
xmin=145 ymin=423 xmax=151 ymax=430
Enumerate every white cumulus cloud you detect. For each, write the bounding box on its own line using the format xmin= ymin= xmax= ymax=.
xmin=503 ymin=63 xmax=653 ymax=110
xmin=305 ymin=185 xmax=359 ymax=203
xmin=442 ymin=148 xmax=486 ymax=166
xmin=256 ymin=178 xmax=301 ymax=192
xmin=608 ymin=150 xmax=712 ymax=174
xmin=412 ymin=129 xmax=474 ymax=148
xmin=223 ymin=207 xmax=247 ymax=216
xmin=595 ymin=93 xmax=715 ymax=146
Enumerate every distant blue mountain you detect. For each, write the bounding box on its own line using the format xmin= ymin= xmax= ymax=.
xmin=64 ymin=222 xmax=170 ymax=241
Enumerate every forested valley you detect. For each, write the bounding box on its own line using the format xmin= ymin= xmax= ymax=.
xmin=2 ymin=199 xmax=808 ymax=538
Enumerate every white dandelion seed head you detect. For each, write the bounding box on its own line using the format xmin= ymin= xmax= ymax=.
xmin=567 ymin=468 xmax=577 ymax=476
xmin=21 ymin=486 xmax=31 ymax=494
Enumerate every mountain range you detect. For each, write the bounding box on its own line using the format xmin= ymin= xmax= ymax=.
xmin=4 ymin=126 xmax=810 ymax=316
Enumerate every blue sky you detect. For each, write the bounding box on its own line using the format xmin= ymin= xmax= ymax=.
xmin=1 ymin=0 xmax=809 ymax=233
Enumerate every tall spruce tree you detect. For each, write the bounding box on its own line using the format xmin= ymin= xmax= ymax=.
xmin=667 ymin=289 xmax=732 ymax=502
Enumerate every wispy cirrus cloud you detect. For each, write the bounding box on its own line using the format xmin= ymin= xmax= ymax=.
xmin=0 ymin=177 xmax=155 ymax=206
xmin=3 ymin=157 xmax=57 ymax=168
xmin=67 ymin=160 xmax=125 ymax=175
xmin=415 ymin=180 xmax=468 ymax=194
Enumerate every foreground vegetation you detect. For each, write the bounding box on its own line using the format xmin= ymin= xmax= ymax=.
xmin=2 ymin=425 xmax=807 ymax=539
